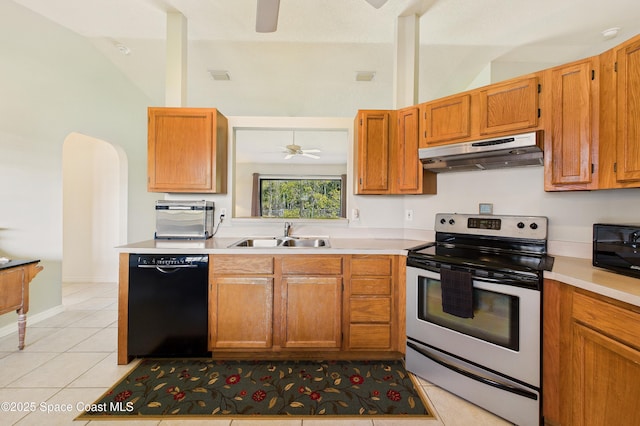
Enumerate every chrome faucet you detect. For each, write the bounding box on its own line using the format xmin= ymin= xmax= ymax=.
xmin=284 ymin=222 xmax=293 ymax=237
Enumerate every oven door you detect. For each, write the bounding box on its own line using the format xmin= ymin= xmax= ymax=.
xmin=406 ymin=265 xmax=540 ymax=387
xmin=406 ymin=339 xmax=540 ymax=426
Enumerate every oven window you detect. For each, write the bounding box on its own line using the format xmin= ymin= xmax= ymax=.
xmin=417 ymin=277 xmax=519 ymax=351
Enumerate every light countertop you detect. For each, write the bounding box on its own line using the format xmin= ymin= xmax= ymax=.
xmin=545 ymin=256 xmax=640 ymax=307
xmin=117 ymin=237 xmax=428 ymax=255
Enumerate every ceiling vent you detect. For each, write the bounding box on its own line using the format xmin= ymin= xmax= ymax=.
xmin=113 ymin=42 xmax=131 ymax=55
xmin=208 ymin=70 xmax=231 ymax=81
xmin=355 ymin=71 xmax=376 ymax=82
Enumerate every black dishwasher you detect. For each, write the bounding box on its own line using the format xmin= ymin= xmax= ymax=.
xmin=128 ymin=254 xmax=211 ymax=357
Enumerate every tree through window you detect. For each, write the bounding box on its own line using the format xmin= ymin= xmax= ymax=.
xmin=258 ymin=176 xmax=345 ymax=218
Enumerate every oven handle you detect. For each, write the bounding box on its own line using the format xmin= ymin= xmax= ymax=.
xmin=406 ymin=341 xmax=538 ymax=400
xmin=406 ymin=263 xmax=540 ymax=288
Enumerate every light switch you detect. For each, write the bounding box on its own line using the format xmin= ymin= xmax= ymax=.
xmin=405 ymin=209 xmax=414 ymax=221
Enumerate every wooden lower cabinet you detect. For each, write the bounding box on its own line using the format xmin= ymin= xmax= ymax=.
xmin=543 ymin=279 xmax=640 ymax=425
xmin=209 ymin=254 xmax=403 ymax=359
xmin=281 ymin=276 xmax=342 ymax=349
xmin=209 ymin=255 xmax=274 ymax=350
xmin=211 ymin=276 xmax=273 ymax=349
xmin=345 ymin=255 xmax=400 ymax=351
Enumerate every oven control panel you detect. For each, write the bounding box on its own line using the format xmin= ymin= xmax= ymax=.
xmin=435 ymin=213 xmax=547 ymax=239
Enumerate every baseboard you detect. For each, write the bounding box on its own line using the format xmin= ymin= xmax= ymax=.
xmin=62 ymin=275 xmax=117 ymax=283
xmin=0 ymin=304 xmax=65 ymax=339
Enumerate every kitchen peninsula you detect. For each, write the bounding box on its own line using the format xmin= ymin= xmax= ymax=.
xmin=116 ymin=237 xmax=425 ymax=365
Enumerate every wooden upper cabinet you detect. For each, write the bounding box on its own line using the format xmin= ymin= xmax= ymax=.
xmin=615 ymin=37 xmax=640 ymax=183
xmin=354 ymin=109 xmax=436 ymax=195
xmin=479 ymin=75 xmax=540 ymax=135
xmin=546 ymin=58 xmax=598 ymax=189
xmin=148 ymin=107 xmax=228 ymax=193
xmin=421 ymin=94 xmax=471 ymax=146
xmin=417 ymin=74 xmax=541 ymax=151
xmin=354 ymin=110 xmax=391 ymax=194
xmin=396 ymin=106 xmax=436 ymax=194
xmin=543 ymin=33 xmax=640 ymax=191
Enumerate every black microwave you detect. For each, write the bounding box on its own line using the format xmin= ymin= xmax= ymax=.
xmin=593 ymin=223 xmax=640 ymax=279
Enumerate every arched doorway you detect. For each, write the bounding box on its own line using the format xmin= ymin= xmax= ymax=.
xmin=62 ymin=133 xmax=128 ymax=283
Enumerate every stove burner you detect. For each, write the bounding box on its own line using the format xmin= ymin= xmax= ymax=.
xmin=407 ymin=213 xmax=554 ymax=289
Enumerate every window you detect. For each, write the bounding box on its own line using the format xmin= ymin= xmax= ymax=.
xmin=252 ymin=174 xmax=346 ymax=218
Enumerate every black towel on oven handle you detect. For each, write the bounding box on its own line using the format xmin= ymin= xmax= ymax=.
xmin=440 ymin=268 xmax=474 ymax=318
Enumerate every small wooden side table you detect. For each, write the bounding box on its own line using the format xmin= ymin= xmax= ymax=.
xmin=0 ymin=260 xmax=43 ymax=350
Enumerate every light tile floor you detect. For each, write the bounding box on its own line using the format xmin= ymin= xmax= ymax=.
xmin=0 ymin=282 xmax=510 ymax=425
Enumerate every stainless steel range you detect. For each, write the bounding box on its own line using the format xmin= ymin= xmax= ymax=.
xmin=406 ymin=213 xmax=553 ymax=426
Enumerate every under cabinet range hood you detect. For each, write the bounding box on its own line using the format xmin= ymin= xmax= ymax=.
xmin=420 ymin=131 xmax=544 ymax=173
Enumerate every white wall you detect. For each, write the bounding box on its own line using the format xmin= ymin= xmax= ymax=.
xmin=0 ymin=1 xmax=154 ymax=329
xmin=403 ymin=167 xmax=640 ymax=258
xmin=62 ymin=133 xmax=127 ymax=283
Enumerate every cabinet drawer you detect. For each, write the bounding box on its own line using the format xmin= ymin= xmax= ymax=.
xmin=212 ymin=255 xmax=273 ymax=274
xmin=350 ymin=298 xmax=391 ymax=323
xmin=280 ymin=256 xmax=343 ymax=275
xmin=351 ymin=277 xmax=391 ymax=295
xmin=573 ymin=290 xmax=640 ymax=349
xmin=349 ymin=324 xmax=391 ymax=349
xmin=351 ymin=256 xmax=392 ymax=276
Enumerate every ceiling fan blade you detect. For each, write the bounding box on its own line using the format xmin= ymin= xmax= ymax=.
xmin=303 ymin=153 xmax=320 ymax=159
xmin=256 ymin=0 xmax=280 ymax=33
xmin=364 ymin=0 xmax=388 ymax=8
xmin=284 ymin=153 xmax=294 ymax=160
xmin=303 ymin=149 xmax=321 ymax=153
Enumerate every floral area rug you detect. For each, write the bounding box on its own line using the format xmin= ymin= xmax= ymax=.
xmin=76 ymin=358 xmax=434 ymax=419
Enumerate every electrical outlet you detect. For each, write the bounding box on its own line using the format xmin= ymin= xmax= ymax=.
xmin=219 ymin=208 xmax=227 ymax=218
xmin=405 ymin=209 xmax=414 ymax=221
xmin=351 ymin=208 xmax=360 ymax=221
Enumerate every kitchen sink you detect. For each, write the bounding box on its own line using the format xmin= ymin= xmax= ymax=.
xmin=280 ymin=238 xmax=329 ymax=247
xmin=230 ymin=237 xmax=282 ymax=247
xmin=228 ymin=237 xmax=330 ymax=248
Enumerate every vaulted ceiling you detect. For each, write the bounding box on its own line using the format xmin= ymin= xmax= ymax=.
xmin=11 ymin=0 xmax=640 ymax=116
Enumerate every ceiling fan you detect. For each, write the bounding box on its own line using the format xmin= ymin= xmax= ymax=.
xmin=282 ymin=143 xmax=321 ymax=160
xmin=256 ymin=0 xmax=389 ymax=33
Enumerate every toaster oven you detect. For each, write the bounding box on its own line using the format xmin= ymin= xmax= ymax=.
xmin=593 ymin=223 xmax=640 ymax=279
xmin=155 ymin=200 xmax=214 ymax=240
